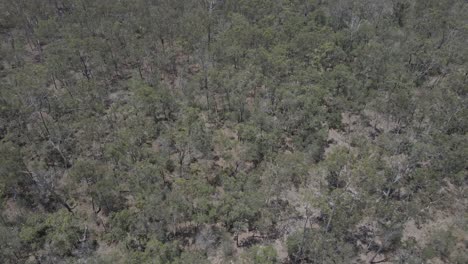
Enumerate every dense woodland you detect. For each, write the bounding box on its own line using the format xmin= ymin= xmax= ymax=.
xmin=0 ymin=0 xmax=467 ymax=263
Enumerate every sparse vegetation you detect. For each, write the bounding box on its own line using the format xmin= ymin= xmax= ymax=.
xmin=0 ymin=0 xmax=467 ymax=263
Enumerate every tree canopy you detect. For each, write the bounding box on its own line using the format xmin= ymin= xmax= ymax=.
xmin=0 ymin=0 xmax=466 ymax=263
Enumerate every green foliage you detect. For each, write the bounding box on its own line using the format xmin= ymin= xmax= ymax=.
xmin=125 ymin=239 xmax=182 ymax=264
xmin=0 ymin=223 xmax=21 ymax=264
xmin=422 ymin=228 xmax=467 ymax=263
xmin=19 ymin=210 xmax=82 ymax=257
xmin=287 ymin=229 xmax=355 ymax=264
xmin=0 ymin=142 xmax=29 ymax=199
xmin=0 ymin=0 xmax=466 ymax=262
xmin=131 ymin=78 xmax=178 ymax=122
xmin=241 ymin=245 xmax=278 ymax=264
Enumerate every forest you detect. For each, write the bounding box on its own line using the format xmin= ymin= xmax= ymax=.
xmin=0 ymin=0 xmax=467 ymax=263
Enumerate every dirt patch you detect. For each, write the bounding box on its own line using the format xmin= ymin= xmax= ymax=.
xmin=403 ymin=213 xmax=458 ymax=247
xmin=2 ymin=198 xmax=23 ymax=221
